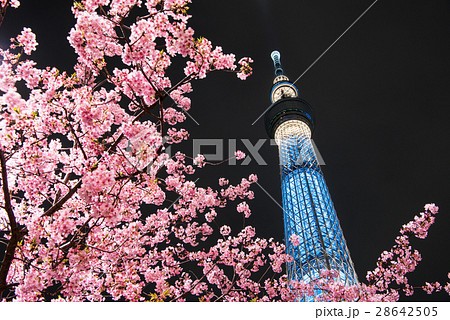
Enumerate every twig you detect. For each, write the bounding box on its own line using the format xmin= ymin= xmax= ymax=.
xmin=41 ymin=179 xmax=82 ymax=217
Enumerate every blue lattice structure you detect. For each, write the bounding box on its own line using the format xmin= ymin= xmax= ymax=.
xmin=265 ymin=52 xmax=358 ymax=300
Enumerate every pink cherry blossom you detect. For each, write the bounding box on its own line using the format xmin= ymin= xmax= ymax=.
xmin=218 ymin=178 xmax=229 ymax=186
xmin=14 ymin=27 xmax=38 ymax=55
xmin=220 ymin=225 xmax=231 ymax=236
xmin=289 ymin=234 xmax=300 ymax=246
xmin=0 ymin=0 xmax=19 ymax=8
xmin=237 ymin=57 xmax=253 ymax=80
xmin=234 ymin=150 xmax=246 ymax=160
xmin=236 ymin=201 xmax=251 ymax=218
xmin=193 ymin=154 xmax=206 ymax=168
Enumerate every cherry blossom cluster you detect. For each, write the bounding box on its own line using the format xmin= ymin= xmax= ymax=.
xmin=289 ymin=234 xmax=301 ymax=247
xmin=0 ymin=0 xmax=289 ymax=302
xmin=236 ymin=201 xmax=251 ymax=218
xmin=364 ymin=203 xmax=448 ymax=300
xmin=234 ymin=150 xmax=246 ymax=160
xmin=237 ymin=57 xmax=254 ymax=80
xmin=0 ymin=0 xmax=20 ymax=9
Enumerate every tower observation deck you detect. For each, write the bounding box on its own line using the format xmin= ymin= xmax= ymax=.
xmin=265 ymin=51 xmax=358 ymax=299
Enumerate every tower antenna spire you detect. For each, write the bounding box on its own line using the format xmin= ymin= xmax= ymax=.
xmin=271 ymin=51 xmax=284 ymax=76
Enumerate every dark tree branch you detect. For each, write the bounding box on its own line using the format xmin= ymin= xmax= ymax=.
xmin=53 ymin=172 xmax=71 ymax=205
xmin=0 ymin=147 xmax=26 ymax=296
xmin=0 ymin=3 xmax=8 ymax=28
xmin=41 ymin=179 xmax=82 ymax=217
xmin=67 ymin=121 xmax=88 ymax=160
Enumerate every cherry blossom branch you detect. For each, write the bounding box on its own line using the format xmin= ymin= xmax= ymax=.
xmin=66 ymin=122 xmax=88 ymax=160
xmin=41 ymin=179 xmax=83 ymax=217
xmin=0 ymin=1 xmax=10 ymax=28
xmin=169 ymin=261 xmax=218 ymax=301
xmin=41 ymin=91 xmax=163 ymax=217
xmin=213 ymin=270 xmax=237 ymax=302
xmin=84 ymin=238 xmax=128 ymax=254
xmin=53 ymin=172 xmax=71 ymax=205
xmin=105 ymin=98 xmax=160 ymax=155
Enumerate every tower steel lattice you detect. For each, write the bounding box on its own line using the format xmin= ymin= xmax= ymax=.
xmin=265 ymin=51 xmax=358 ymax=299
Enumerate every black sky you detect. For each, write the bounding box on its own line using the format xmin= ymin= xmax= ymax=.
xmin=1 ymin=0 xmax=450 ymax=301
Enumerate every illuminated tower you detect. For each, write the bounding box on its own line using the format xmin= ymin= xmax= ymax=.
xmin=265 ymin=51 xmax=358 ymax=298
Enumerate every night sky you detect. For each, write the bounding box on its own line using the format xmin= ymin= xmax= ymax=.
xmin=1 ymin=0 xmax=450 ymax=301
